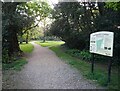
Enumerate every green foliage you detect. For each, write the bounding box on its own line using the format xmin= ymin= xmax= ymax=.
xmin=2 ymin=43 xmax=33 ymax=71
xmin=106 ymin=2 xmax=120 ymax=11
xmin=2 ymin=49 xmax=9 ymax=63
xmin=2 ymin=3 xmax=22 ymax=56
xmin=66 ymin=49 xmax=92 ymax=61
xmin=20 ymin=43 xmax=34 ymax=53
xmin=2 ymin=1 xmax=52 ymax=63
xmin=2 ymin=2 xmax=35 ymax=59
xmin=49 ymin=2 xmax=120 ymax=65
xmin=30 ymin=27 xmax=44 ymax=40
xmin=80 ymin=50 xmax=92 ymax=61
xmin=2 ymin=48 xmax=22 ymax=64
xmin=17 ymin=1 xmax=52 ymax=35
xmin=49 ymin=2 xmax=96 ymax=49
xmin=65 ymin=49 xmax=119 ymax=66
xmin=3 ymin=58 xmax=27 ymax=71
xmin=18 ymin=33 xmax=30 ymax=42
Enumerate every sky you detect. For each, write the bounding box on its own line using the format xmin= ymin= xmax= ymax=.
xmin=47 ymin=0 xmax=58 ymax=8
xmin=47 ymin=0 xmax=58 ymax=4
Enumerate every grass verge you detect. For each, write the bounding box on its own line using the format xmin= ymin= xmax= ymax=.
xmin=20 ymin=43 xmax=34 ymax=53
xmin=36 ymin=41 xmax=118 ymax=90
xmin=50 ymin=46 xmax=118 ymax=89
xmin=3 ymin=42 xmax=34 ymax=71
xmin=3 ymin=58 xmax=27 ymax=71
xmin=35 ymin=41 xmax=65 ymax=47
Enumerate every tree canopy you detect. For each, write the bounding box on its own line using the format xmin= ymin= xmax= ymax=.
xmin=2 ymin=1 xmax=120 ymax=64
xmin=49 ymin=2 xmax=120 ymax=58
xmin=2 ymin=1 xmax=51 ymax=63
xmin=48 ymin=2 xmax=120 ymax=87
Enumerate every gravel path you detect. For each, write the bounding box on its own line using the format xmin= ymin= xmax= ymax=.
xmin=3 ymin=42 xmax=105 ymax=89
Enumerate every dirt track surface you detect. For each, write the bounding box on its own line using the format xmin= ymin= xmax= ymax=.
xmin=3 ymin=42 xmax=105 ymax=89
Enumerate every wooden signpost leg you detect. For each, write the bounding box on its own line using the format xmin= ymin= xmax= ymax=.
xmin=91 ymin=53 xmax=94 ymax=73
xmin=108 ymin=59 xmax=112 ymax=83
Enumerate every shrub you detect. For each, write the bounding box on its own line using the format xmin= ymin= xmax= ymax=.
xmin=66 ymin=49 xmax=92 ymax=61
xmin=80 ymin=50 xmax=92 ymax=61
xmin=2 ymin=49 xmax=9 ymax=63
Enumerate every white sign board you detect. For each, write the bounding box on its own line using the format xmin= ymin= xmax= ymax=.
xmin=90 ymin=31 xmax=114 ymax=57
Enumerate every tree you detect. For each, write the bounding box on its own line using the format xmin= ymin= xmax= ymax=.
xmin=49 ymin=2 xmax=97 ymax=49
xmin=42 ymin=18 xmax=52 ymax=42
xmin=2 ymin=1 xmax=52 ymax=63
xmin=17 ymin=1 xmax=52 ymax=44
xmin=2 ymin=2 xmax=23 ymax=58
xmin=49 ymin=1 xmax=120 ymax=56
xmin=49 ymin=2 xmax=120 ymax=65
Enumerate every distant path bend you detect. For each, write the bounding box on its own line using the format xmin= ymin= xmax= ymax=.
xmin=3 ymin=42 xmax=105 ymax=89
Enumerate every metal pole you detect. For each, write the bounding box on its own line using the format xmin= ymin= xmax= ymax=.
xmin=91 ymin=53 xmax=94 ymax=73
xmin=108 ymin=59 xmax=112 ymax=83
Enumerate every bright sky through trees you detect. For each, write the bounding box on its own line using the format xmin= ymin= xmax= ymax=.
xmin=47 ymin=0 xmax=58 ymax=8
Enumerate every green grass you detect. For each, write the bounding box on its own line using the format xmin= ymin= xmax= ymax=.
xmin=37 ymin=41 xmax=118 ymax=90
xmin=35 ymin=41 xmax=65 ymax=47
xmin=50 ymin=46 xmax=118 ymax=89
xmin=20 ymin=43 xmax=34 ymax=53
xmin=3 ymin=58 xmax=27 ymax=71
xmin=3 ymin=43 xmax=34 ymax=71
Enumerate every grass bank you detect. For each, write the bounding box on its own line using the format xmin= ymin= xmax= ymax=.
xmin=3 ymin=58 xmax=27 ymax=71
xmin=36 ymin=41 xmax=118 ymax=90
xmin=3 ymin=43 xmax=34 ymax=71
xmin=20 ymin=43 xmax=34 ymax=53
xmin=35 ymin=41 xmax=65 ymax=47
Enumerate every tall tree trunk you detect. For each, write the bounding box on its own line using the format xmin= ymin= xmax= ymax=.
xmin=43 ymin=19 xmax=46 ymax=43
xmin=2 ymin=2 xmax=22 ymax=58
xmin=26 ymin=31 xmax=29 ymax=44
xmin=8 ymin=27 xmax=21 ymax=57
xmin=43 ymin=37 xmax=45 ymax=42
xmin=20 ymin=32 xmax=23 ymax=44
xmin=43 ymin=31 xmax=46 ymax=43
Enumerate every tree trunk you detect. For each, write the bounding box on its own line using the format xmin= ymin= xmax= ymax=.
xmin=2 ymin=2 xmax=22 ymax=60
xmin=43 ymin=36 xmax=45 ymax=43
xmin=20 ymin=33 xmax=23 ymax=44
xmin=26 ymin=31 xmax=29 ymax=44
xmin=8 ymin=27 xmax=21 ymax=57
xmin=43 ymin=19 xmax=46 ymax=43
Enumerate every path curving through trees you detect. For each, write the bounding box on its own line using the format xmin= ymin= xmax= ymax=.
xmin=3 ymin=42 xmax=105 ymax=89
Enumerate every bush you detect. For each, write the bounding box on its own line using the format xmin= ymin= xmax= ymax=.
xmin=65 ymin=49 xmax=118 ymax=66
xmin=80 ymin=50 xmax=92 ymax=61
xmin=66 ymin=49 xmax=80 ymax=56
xmin=66 ymin=49 xmax=92 ymax=61
xmin=2 ymin=49 xmax=9 ymax=63
xmin=2 ymin=49 xmax=21 ymax=64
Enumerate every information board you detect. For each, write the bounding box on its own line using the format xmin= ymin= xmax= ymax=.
xmin=90 ymin=31 xmax=114 ymax=57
